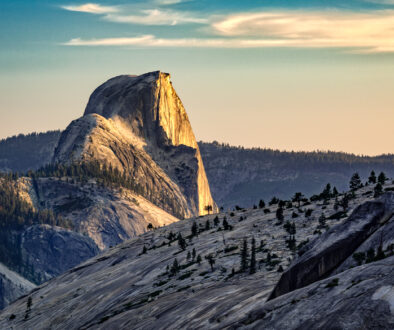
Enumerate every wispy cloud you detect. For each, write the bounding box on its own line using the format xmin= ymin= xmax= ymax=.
xmin=62 ymin=2 xmax=205 ymax=25
xmin=61 ymin=6 xmax=394 ymax=53
xmin=104 ymin=9 xmax=206 ymax=25
xmin=61 ymin=3 xmax=118 ymax=14
xmin=210 ymin=10 xmax=394 ymax=52
xmin=363 ymin=0 xmax=394 ymax=4
xmin=154 ymin=0 xmax=192 ymax=5
xmin=63 ymin=35 xmax=304 ymax=47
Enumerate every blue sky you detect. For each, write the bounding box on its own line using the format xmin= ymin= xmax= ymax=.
xmin=1 ymin=0 xmax=394 ymax=155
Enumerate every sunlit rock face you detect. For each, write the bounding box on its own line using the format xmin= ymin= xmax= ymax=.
xmin=54 ymin=71 xmax=217 ymax=217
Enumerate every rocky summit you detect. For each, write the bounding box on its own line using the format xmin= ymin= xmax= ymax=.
xmin=54 ymin=71 xmax=217 ymax=218
xmin=0 ymin=71 xmax=219 ymax=309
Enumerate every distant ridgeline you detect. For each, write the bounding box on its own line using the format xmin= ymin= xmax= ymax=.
xmin=0 ymin=131 xmax=393 ymax=209
xmin=199 ymin=141 xmax=394 ymax=208
xmin=0 ymin=131 xmax=61 ymax=172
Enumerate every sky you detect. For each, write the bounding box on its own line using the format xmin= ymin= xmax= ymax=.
xmin=1 ymin=0 xmax=394 ymax=156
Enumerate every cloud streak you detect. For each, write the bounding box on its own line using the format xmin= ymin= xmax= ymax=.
xmin=61 ymin=3 xmax=118 ymax=14
xmin=104 ymin=9 xmax=207 ymax=25
xmin=64 ymin=35 xmax=322 ymax=48
xmin=210 ymin=10 xmax=394 ymax=52
xmin=62 ymin=2 xmax=205 ymax=25
xmin=61 ymin=6 xmax=394 ymax=52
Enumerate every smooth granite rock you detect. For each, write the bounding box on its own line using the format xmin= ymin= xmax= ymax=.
xmin=269 ymin=193 xmax=394 ymax=300
xmin=54 ymin=71 xmax=217 ymax=217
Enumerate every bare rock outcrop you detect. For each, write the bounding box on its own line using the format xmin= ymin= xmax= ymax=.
xmin=269 ymin=192 xmax=394 ymax=300
xmin=54 ymin=71 xmax=217 ymax=217
xmin=0 ymin=263 xmax=35 ymax=310
xmin=32 ymin=177 xmax=179 ymax=250
xmin=233 ymin=256 xmax=394 ymax=329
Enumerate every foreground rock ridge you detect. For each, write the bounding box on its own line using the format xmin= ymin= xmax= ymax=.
xmin=54 ymin=71 xmax=217 ymax=218
xmin=1 ymin=185 xmax=393 ymax=329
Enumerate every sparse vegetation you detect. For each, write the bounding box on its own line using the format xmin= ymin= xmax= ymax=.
xmin=325 ymin=278 xmax=339 ymax=288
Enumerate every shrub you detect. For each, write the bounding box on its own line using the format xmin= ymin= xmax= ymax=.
xmin=325 ymin=278 xmax=339 ymax=288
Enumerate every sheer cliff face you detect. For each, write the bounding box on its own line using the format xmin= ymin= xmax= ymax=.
xmin=54 ymin=71 xmax=216 ymax=217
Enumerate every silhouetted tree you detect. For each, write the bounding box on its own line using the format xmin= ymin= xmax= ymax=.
xmin=177 ymin=233 xmax=187 ymax=250
xmin=204 ymin=205 xmax=213 ymax=214
xmin=374 ymin=183 xmax=383 ymax=197
xmin=196 ymin=254 xmax=202 ymax=264
xmin=368 ymin=171 xmax=377 ymax=184
xmin=191 ymin=221 xmax=198 ymax=237
xmin=269 ymin=197 xmax=279 ymax=205
xmin=339 ymin=194 xmax=350 ymax=211
xmin=250 ymin=237 xmax=256 ymax=274
xmin=276 ymin=207 xmax=284 ymax=223
xmin=240 ymin=238 xmax=249 ymax=272
xmin=321 ymin=184 xmax=331 ymax=201
xmin=205 ymin=254 xmax=215 ymax=272
xmin=349 ymin=173 xmax=362 ymax=191
xmin=223 ymin=217 xmax=230 ymax=230
xmin=170 ymin=258 xmax=180 ymax=275
xmin=378 ymin=172 xmax=387 ymax=185
xmin=205 ymin=220 xmax=210 ymax=230
xmin=319 ymin=213 xmax=326 ymax=227
xmin=292 ymin=192 xmax=304 ymax=207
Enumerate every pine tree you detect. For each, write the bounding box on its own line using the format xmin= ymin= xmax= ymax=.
xmin=191 ymin=221 xmax=198 ymax=237
xmin=276 ymin=207 xmax=284 ymax=223
xmin=378 ymin=172 xmax=387 ymax=185
xmin=223 ymin=217 xmax=229 ymax=230
xmin=349 ymin=173 xmax=362 ymax=191
xmin=240 ymin=238 xmax=249 ymax=272
xmin=250 ymin=237 xmax=256 ymax=274
xmin=187 ymin=251 xmax=191 ymax=261
xmin=339 ymin=194 xmax=349 ymax=211
xmin=205 ymin=254 xmax=215 ymax=272
xmin=269 ymin=197 xmax=279 ymax=205
xmin=213 ymin=216 xmax=219 ymax=227
xmin=205 ymin=220 xmax=210 ymax=230
xmin=171 ymin=258 xmax=179 ymax=275
xmin=204 ymin=205 xmax=213 ymax=214
xmin=332 ymin=187 xmax=339 ymax=197
xmin=368 ymin=171 xmax=377 ymax=184
xmin=292 ymin=192 xmax=304 ymax=207
xmin=177 ymin=233 xmax=187 ymax=250
xmin=196 ymin=254 xmax=202 ymax=264
xmin=321 ymin=184 xmax=331 ymax=200
xmin=192 ymin=248 xmax=196 ymax=261
xmin=374 ymin=183 xmax=383 ymax=197
xmin=141 ymin=245 xmax=147 ymax=254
